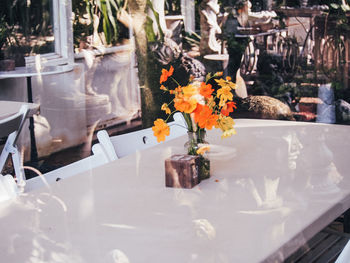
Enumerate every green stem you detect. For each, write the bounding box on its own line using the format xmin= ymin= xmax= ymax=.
xmin=170 ymin=76 xmax=181 ymax=87
xmin=183 ymin=113 xmax=193 ymax=131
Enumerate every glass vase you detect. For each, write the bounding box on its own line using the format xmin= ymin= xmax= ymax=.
xmin=184 ymin=130 xmax=210 ymax=181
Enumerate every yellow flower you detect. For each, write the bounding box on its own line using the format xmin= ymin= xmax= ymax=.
xmin=197 ymin=145 xmax=211 ymax=155
xmin=152 ymin=119 xmax=170 ymax=142
xmin=216 ymin=116 xmax=235 ymax=132
xmin=219 ymin=98 xmax=226 ymax=108
xmin=217 ymin=86 xmax=233 ymax=103
xmin=215 ymin=77 xmax=236 ymax=90
xmin=161 ymin=103 xmax=171 ymax=114
xmin=222 ymin=128 xmax=237 ymax=138
xmin=216 ymin=116 xmax=236 ymax=138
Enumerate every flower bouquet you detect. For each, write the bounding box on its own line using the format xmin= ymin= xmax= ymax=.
xmin=152 ymin=65 xmax=237 ymax=181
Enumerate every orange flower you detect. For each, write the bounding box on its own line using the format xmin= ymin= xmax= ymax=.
xmin=174 ymin=95 xmax=197 ymax=113
xmin=207 ymin=96 xmax=216 ymax=109
xmin=221 ymin=101 xmax=237 ymax=116
xmin=160 ymin=85 xmax=167 ymax=91
xmin=202 ymin=114 xmax=219 ymax=130
xmin=169 ymin=86 xmax=182 ymax=95
xmin=194 ymin=104 xmax=218 ymax=130
xmin=160 ymin=66 xmax=174 ymax=84
xmin=194 ymin=104 xmax=205 ymax=121
xmin=175 ymin=86 xmax=182 ymax=93
xmin=200 ymin=82 xmax=214 ymax=98
xmin=152 ymin=119 xmax=170 ymax=142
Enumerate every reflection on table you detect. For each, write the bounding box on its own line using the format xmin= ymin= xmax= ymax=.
xmin=0 ymin=64 xmax=73 ymax=165
xmin=0 ymin=119 xmax=349 ymax=262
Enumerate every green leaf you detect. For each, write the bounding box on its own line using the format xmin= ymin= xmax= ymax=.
xmin=205 ymin=73 xmax=212 ymax=82
xmin=105 ymin=0 xmax=118 ymax=41
xmin=84 ymin=0 xmax=94 ymax=22
xmin=109 ymin=0 xmax=119 ymax=10
xmin=103 ymin=17 xmax=111 ymax=44
xmin=146 ymin=0 xmax=164 ymax=42
xmin=145 ymin=16 xmax=156 ymax=42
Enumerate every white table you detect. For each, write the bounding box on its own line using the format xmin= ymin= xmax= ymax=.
xmin=0 ymin=119 xmax=349 ymax=262
xmin=0 ymin=65 xmax=73 ymax=165
xmin=203 ymin=54 xmax=229 ymax=77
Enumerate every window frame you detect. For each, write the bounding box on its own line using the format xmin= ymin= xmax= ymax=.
xmin=25 ymin=0 xmax=74 ymax=67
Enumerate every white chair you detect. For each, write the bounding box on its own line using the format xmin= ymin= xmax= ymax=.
xmin=97 ymin=112 xmax=187 ymax=160
xmin=0 ymin=105 xmax=29 ymax=188
xmin=25 ymin=143 xmax=108 ymax=192
xmin=335 ymin=239 xmax=350 ymax=263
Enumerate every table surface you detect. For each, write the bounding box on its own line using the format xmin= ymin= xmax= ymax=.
xmin=0 ymin=100 xmax=39 ymax=119
xmin=0 ymin=64 xmax=74 ymax=79
xmin=0 ymin=119 xmax=349 ymax=263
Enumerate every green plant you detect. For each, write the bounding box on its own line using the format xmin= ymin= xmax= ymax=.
xmin=319 ymin=1 xmax=350 ymax=80
xmin=327 ymin=1 xmax=350 ymax=33
xmin=145 ymin=0 xmax=164 ymax=43
xmin=0 ymin=0 xmax=54 ymax=57
xmin=84 ymin=0 xmax=127 ymax=45
xmin=0 ymin=18 xmax=10 ymax=59
xmin=332 ymin=81 xmax=350 ymax=101
xmin=72 ymin=0 xmax=93 ymax=49
xmin=164 ymin=0 xmax=181 ymax=15
xmin=0 ymin=17 xmax=19 ymax=60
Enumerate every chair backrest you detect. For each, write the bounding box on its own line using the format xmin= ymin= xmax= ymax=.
xmin=335 ymin=240 xmax=350 ymax=263
xmin=25 ymin=143 xmax=108 ymax=192
xmin=0 ymin=105 xmax=29 ymax=189
xmin=97 ymin=112 xmax=187 ymax=160
xmin=0 ymin=105 xmax=29 ymax=145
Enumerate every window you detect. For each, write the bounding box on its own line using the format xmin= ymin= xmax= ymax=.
xmin=0 ymin=0 xmax=73 ymax=66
